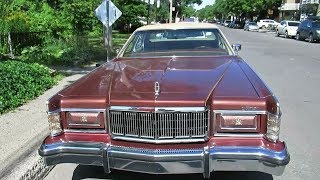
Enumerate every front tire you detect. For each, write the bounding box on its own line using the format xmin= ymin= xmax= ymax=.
xmin=276 ymin=30 xmax=279 ymax=37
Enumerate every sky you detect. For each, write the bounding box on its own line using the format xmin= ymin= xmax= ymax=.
xmin=194 ymin=0 xmax=215 ymax=10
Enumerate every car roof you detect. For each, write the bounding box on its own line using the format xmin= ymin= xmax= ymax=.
xmin=135 ymin=23 xmax=219 ymax=31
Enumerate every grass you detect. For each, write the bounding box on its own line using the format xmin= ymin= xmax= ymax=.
xmin=87 ymin=30 xmax=130 ymax=59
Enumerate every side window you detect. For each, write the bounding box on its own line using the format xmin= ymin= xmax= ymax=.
xmin=124 ymin=33 xmax=144 ymax=55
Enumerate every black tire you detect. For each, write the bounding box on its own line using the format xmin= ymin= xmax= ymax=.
xmin=276 ymin=30 xmax=279 ymax=37
xmin=309 ymin=34 xmax=314 ymax=43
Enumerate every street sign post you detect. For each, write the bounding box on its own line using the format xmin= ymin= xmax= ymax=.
xmin=95 ymin=0 xmax=122 ymax=61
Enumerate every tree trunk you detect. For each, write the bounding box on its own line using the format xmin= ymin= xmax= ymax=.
xmin=8 ymin=32 xmax=13 ymax=58
xmin=175 ymin=10 xmax=179 ymax=22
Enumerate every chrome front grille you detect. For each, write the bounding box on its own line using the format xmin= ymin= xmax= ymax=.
xmin=109 ymin=107 xmax=209 ymax=143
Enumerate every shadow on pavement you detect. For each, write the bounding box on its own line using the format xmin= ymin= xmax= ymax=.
xmin=72 ymin=165 xmax=273 ymax=180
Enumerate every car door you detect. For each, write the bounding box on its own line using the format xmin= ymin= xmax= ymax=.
xmin=278 ymin=21 xmax=285 ymax=34
xmin=300 ymin=21 xmax=309 ymax=38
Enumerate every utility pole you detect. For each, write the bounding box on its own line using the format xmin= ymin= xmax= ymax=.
xmin=169 ymin=0 xmax=173 ymax=23
xmin=104 ymin=0 xmax=112 ymax=61
xmin=147 ymin=0 xmax=151 ymax=24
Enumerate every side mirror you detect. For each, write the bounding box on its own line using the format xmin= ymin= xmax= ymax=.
xmin=232 ymin=44 xmax=242 ymax=54
xmin=116 ymin=48 xmax=121 ymax=55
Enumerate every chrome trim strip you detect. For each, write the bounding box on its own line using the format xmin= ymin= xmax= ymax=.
xmin=155 ymin=107 xmax=207 ymax=112
xmin=214 ymin=110 xmax=267 ymax=115
xmin=109 ymin=106 xmax=206 ymax=112
xmin=214 ymin=133 xmax=264 ymax=137
xmin=64 ymin=129 xmax=107 ymax=133
xmin=47 ymin=108 xmax=106 ymax=114
xmin=111 ymin=136 xmax=208 ymax=144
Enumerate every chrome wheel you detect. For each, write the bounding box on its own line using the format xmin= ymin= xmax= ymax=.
xmin=309 ymin=34 xmax=314 ymax=43
xmin=296 ymin=33 xmax=300 ymax=40
xmin=285 ymin=31 xmax=288 ymax=38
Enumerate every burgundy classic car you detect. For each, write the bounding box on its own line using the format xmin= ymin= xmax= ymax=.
xmin=39 ymin=23 xmax=289 ymax=178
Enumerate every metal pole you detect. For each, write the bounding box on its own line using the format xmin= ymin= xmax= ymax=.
xmin=147 ymin=0 xmax=151 ymax=24
xmin=106 ymin=0 xmax=111 ymax=61
xmin=155 ymin=0 xmax=158 ymax=23
xmin=169 ymin=0 xmax=173 ymax=23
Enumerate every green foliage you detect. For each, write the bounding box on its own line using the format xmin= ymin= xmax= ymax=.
xmin=173 ymin=0 xmax=202 ymax=19
xmin=113 ymin=0 xmax=148 ymax=32
xmin=0 ymin=61 xmax=56 ymax=114
xmin=211 ymin=0 xmax=282 ymax=19
xmin=20 ymin=37 xmax=107 ymax=66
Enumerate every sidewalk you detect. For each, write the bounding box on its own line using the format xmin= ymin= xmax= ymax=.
xmin=0 ymin=65 xmax=97 ymax=179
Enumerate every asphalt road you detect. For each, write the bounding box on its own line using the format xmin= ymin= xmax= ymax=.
xmin=44 ymin=26 xmax=320 ymax=180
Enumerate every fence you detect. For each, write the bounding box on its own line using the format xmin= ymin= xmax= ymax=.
xmin=0 ymin=31 xmax=48 ymax=56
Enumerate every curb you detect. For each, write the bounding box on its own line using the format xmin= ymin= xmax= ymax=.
xmin=18 ymin=157 xmax=54 ymax=180
xmin=0 ymin=128 xmax=53 ymax=180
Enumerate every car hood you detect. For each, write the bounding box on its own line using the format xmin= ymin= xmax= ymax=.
xmin=58 ymin=56 xmax=269 ymax=107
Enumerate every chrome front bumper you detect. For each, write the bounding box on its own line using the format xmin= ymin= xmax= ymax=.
xmin=39 ymin=142 xmax=290 ymax=178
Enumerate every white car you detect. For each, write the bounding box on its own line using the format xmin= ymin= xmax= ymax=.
xmin=276 ymin=20 xmax=300 ymax=38
xmin=257 ymin=19 xmax=279 ymax=29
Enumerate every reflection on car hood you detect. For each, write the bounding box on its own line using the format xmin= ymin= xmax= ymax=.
xmin=58 ymin=56 xmax=270 ymax=107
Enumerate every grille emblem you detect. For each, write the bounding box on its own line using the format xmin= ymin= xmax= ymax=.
xmin=80 ymin=116 xmax=87 ymax=123
xmin=235 ymin=118 xmax=242 ymax=125
xmin=155 ymin=82 xmax=160 ymax=96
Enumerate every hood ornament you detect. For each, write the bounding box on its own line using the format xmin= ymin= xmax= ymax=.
xmin=155 ymin=82 xmax=160 ymax=97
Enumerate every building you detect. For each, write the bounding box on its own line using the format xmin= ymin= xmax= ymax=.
xmin=279 ymin=0 xmax=301 ymax=20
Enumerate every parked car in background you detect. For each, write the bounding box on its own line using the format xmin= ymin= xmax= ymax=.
xmin=39 ymin=23 xmax=290 ymax=179
xmin=276 ymin=21 xmax=300 ymax=38
xmin=224 ymin=20 xmax=232 ymax=27
xmin=244 ymin=22 xmax=259 ymax=31
xmin=257 ymin=19 xmax=279 ymax=29
xmin=229 ymin=20 xmax=243 ymax=28
xmin=296 ymin=17 xmax=320 ymax=43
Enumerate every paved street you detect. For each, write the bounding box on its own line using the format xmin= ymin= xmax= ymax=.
xmin=44 ymin=26 xmax=320 ymax=180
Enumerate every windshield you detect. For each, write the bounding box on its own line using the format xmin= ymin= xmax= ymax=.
xmin=121 ymin=29 xmax=232 ymax=58
xmin=312 ymin=22 xmax=320 ymax=28
xmin=288 ymin=22 xmax=300 ymax=26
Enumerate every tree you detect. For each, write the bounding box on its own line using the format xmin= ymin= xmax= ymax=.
xmin=172 ymin=0 xmax=202 ymax=21
xmin=113 ymin=0 xmax=147 ymax=32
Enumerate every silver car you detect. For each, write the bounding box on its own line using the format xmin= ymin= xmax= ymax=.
xmin=244 ymin=22 xmax=259 ymax=31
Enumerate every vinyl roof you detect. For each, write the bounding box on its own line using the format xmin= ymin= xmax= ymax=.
xmin=135 ymin=22 xmax=219 ymax=31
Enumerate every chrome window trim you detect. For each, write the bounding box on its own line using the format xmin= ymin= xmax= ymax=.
xmin=108 ymin=106 xmax=210 ymax=143
xmin=213 ymin=110 xmax=267 ymax=137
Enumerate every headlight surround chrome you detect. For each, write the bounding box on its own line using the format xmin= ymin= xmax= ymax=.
xmin=265 ymin=105 xmax=282 ymax=143
xmin=48 ymin=112 xmax=63 ymax=136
